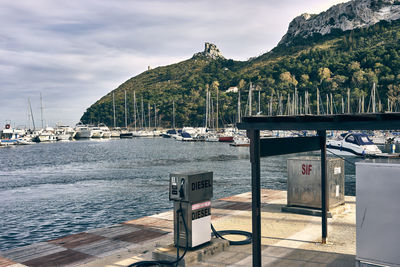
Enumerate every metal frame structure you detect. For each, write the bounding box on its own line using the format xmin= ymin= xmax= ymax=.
xmin=237 ymin=113 xmax=400 ymax=267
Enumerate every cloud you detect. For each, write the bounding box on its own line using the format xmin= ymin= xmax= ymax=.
xmin=0 ymin=0 xmax=346 ymax=127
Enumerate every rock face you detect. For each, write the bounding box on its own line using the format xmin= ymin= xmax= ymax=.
xmin=279 ymin=0 xmax=400 ymax=46
xmin=194 ymin=42 xmax=224 ymax=59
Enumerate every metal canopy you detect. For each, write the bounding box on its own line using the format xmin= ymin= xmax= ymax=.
xmin=236 ymin=112 xmax=400 ymax=267
xmin=238 ymin=113 xmax=400 ymax=130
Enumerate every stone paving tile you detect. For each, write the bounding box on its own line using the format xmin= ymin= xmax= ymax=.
xmin=211 ymin=214 xmax=225 ymax=221
xmin=48 ymin=232 xmax=106 ymax=249
xmin=123 ymin=216 xmax=161 ymax=226
xmin=150 ymin=211 xmax=173 ymax=221
xmin=0 ymin=242 xmax=66 ymax=263
xmin=123 ymin=217 xmax=173 ymax=232
xmin=73 ymin=239 xmax=136 ymax=257
xmin=212 ymin=201 xmax=234 ymax=209
xmin=202 ymin=250 xmax=250 ymax=265
xmin=221 ymin=202 xmax=252 ymax=211
xmin=261 ymin=189 xmax=287 ymax=204
xmin=86 ymin=224 xmax=140 ymax=238
xmin=113 ymin=229 xmax=168 ymax=244
xmin=261 ymin=257 xmax=326 ymax=267
xmin=219 ymin=192 xmax=252 ymax=203
xmin=22 ymin=249 xmax=94 ymax=267
xmin=0 ymin=256 xmax=17 ymax=267
xmin=231 ymin=245 xmax=355 ymax=267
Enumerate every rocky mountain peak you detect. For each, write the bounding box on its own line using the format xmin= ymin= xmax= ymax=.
xmin=193 ymin=42 xmax=224 ymax=59
xmin=279 ymin=0 xmax=400 ymax=46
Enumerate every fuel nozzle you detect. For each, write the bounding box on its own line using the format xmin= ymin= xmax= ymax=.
xmin=179 ymin=178 xmax=185 ymax=199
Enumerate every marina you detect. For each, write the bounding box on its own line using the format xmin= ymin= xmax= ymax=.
xmin=3 ymin=1 xmax=400 ymax=266
xmin=2 ymin=122 xmax=400 ymax=154
xmin=0 ymin=136 xmax=369 ymax=254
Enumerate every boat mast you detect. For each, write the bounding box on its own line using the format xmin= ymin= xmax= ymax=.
xmin=148 ymin=102 xmax=151 ymax=130
xmin=208 ymin=91 xmax=211 ymax=127
xmin=278 ymin=93 xmax=282 ymax=115
xmin=113 ymin=92 xmax=116 ymax=128
xmin=362 ymin=95 xmax=365 ymax=113
xmin=216 ymin=86 xmax=219 ymax=131
xmin=294 ymin=87 xmax=298 ymax=115
xmin=248 ymin=82 xmax=252 ymax=116
xmin=154 ymin=103 xmax=157 ymax=129
xmin=172 ymin=100 xmax=175 ymax=129
xmin=269 ymin=91 xmax=273 ymax=115
xmin=140 ymin=97 xmax=144 ymax=128
xmin=40 ymin=92 xmax=44 ymax=129
xmin=124 ymin=90 xmax=127 ymax=128
xmin=28 ymin=98 xmax=35 ymax=130
xmin=347 ymin=88 xmax=351 ymax=113
xmin=133 ymin=91 xmax=137 ymax=131
xmin=205 ymin=85 xmax=209 ymax=128
xmin=372 ymin=83 xmax=376 ymax=113
xmin=237 ymin=89 xmax=241 ymax=123
xmin=317 ymin=88 xmax=320 ymax=115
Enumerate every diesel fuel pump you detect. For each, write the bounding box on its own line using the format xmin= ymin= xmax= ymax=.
xmin=129 ymin=171 xmax=251 ymax=267
xmin=169 ymin=171 xmax=213 ymax=248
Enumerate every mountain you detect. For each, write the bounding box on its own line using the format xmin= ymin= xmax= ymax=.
xmin=81 ymin=0 xmax=400 ymax=128
xmin=279 ymin=0 xmax=400 ymax=46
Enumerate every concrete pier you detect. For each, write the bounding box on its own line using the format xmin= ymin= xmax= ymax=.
xmin=0 ymin=189 xmax=356 ymax=266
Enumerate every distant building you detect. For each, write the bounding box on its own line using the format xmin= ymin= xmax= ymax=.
xmin=148 ymin=66 xmax=151 ymax=71
xmin=226 ymin=86 xmax=238 ymax=93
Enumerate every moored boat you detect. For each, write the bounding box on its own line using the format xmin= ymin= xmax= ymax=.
xmin=120 ymin=129 xmax=133 ymax=138
xmin=230 ymin=136 xmax=250 ymax=147
xmin=0 ymin=124 xmax=24 ymax=146
xmin=218 ymin=136 xmax=234 ymax=142
xmin=75 ymin=124 xmax=93 ymax=139
xmin=99 ymin=124 xmax=111 ymax=138
xmin=327 ymin=132 xmax=382 ymax=156
xmin=91 ymin=127 xmax=103 ymax=138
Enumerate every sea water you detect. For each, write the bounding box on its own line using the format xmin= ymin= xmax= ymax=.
xmin=0 ymin=138 xmax=367 ymax=251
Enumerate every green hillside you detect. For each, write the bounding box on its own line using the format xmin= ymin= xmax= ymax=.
xmin=81 ymin=19 xmax=400 ymax=128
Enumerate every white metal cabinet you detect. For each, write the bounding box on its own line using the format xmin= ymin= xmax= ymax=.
xmin=356 ymin=161 xmax=400 ymax=266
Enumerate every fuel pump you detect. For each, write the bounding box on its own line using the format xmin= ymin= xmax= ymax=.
xmin=169 ymin=171 xmax=213 ymax=248
xmin=129 ymin=171 xmax=251 ymax=267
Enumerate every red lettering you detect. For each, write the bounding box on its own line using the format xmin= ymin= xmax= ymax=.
xmin=302 ymin=164 xmax=312 ymax=175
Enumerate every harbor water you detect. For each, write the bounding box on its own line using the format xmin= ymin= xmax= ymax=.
xmin=0 ymin=138 xmax=372 ymax=251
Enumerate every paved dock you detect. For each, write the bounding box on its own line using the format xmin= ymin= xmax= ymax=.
xmin=0 ymin=189 xmax=356 ymax=266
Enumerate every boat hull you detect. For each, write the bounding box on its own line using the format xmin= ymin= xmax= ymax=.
xmin=219 ymin=136 xmax=234 ymax=142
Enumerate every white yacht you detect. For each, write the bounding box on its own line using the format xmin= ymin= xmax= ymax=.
xmin=327 ymin=132 xmax=382 ymax=156
xmin=205 ymin=133 xmax=219 ymax=142
xmin=35 ymin=127 xmax=57 ymax=142
xmin=230 ymin=135 xmax=250 ymax=147
xmin=55 ymin=125 xmax=74 ymax=141
xmin=99 ymin=124 xmax=111 ymax=138
xmin=91 ymin=127 xmax=103 ymax=138
xmin=75 ymin=124 xmax=93 ymax=139
xmin=110 ymin=130 xmax=120 ymax=138
xmin=131 ymin=130 xmax=154 ymax=137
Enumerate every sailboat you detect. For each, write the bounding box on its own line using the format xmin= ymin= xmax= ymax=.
xmin=110 ymin=92 xmax=120 ymax=138
xmin=120 ymin=90 xmax=133 ymax=138
xmin=33 ymin=93 xmax=57 ymax=142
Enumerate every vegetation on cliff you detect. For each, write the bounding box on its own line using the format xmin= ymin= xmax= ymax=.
xmin=81 ymin=19 xmax=400 ymax=128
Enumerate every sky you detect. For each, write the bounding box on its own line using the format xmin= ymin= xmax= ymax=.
xmin=0 ymin=0 xmax=346 ymax=128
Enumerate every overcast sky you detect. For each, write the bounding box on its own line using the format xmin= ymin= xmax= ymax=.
xmin=0 ymin=0 xmax=346 ymax=128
